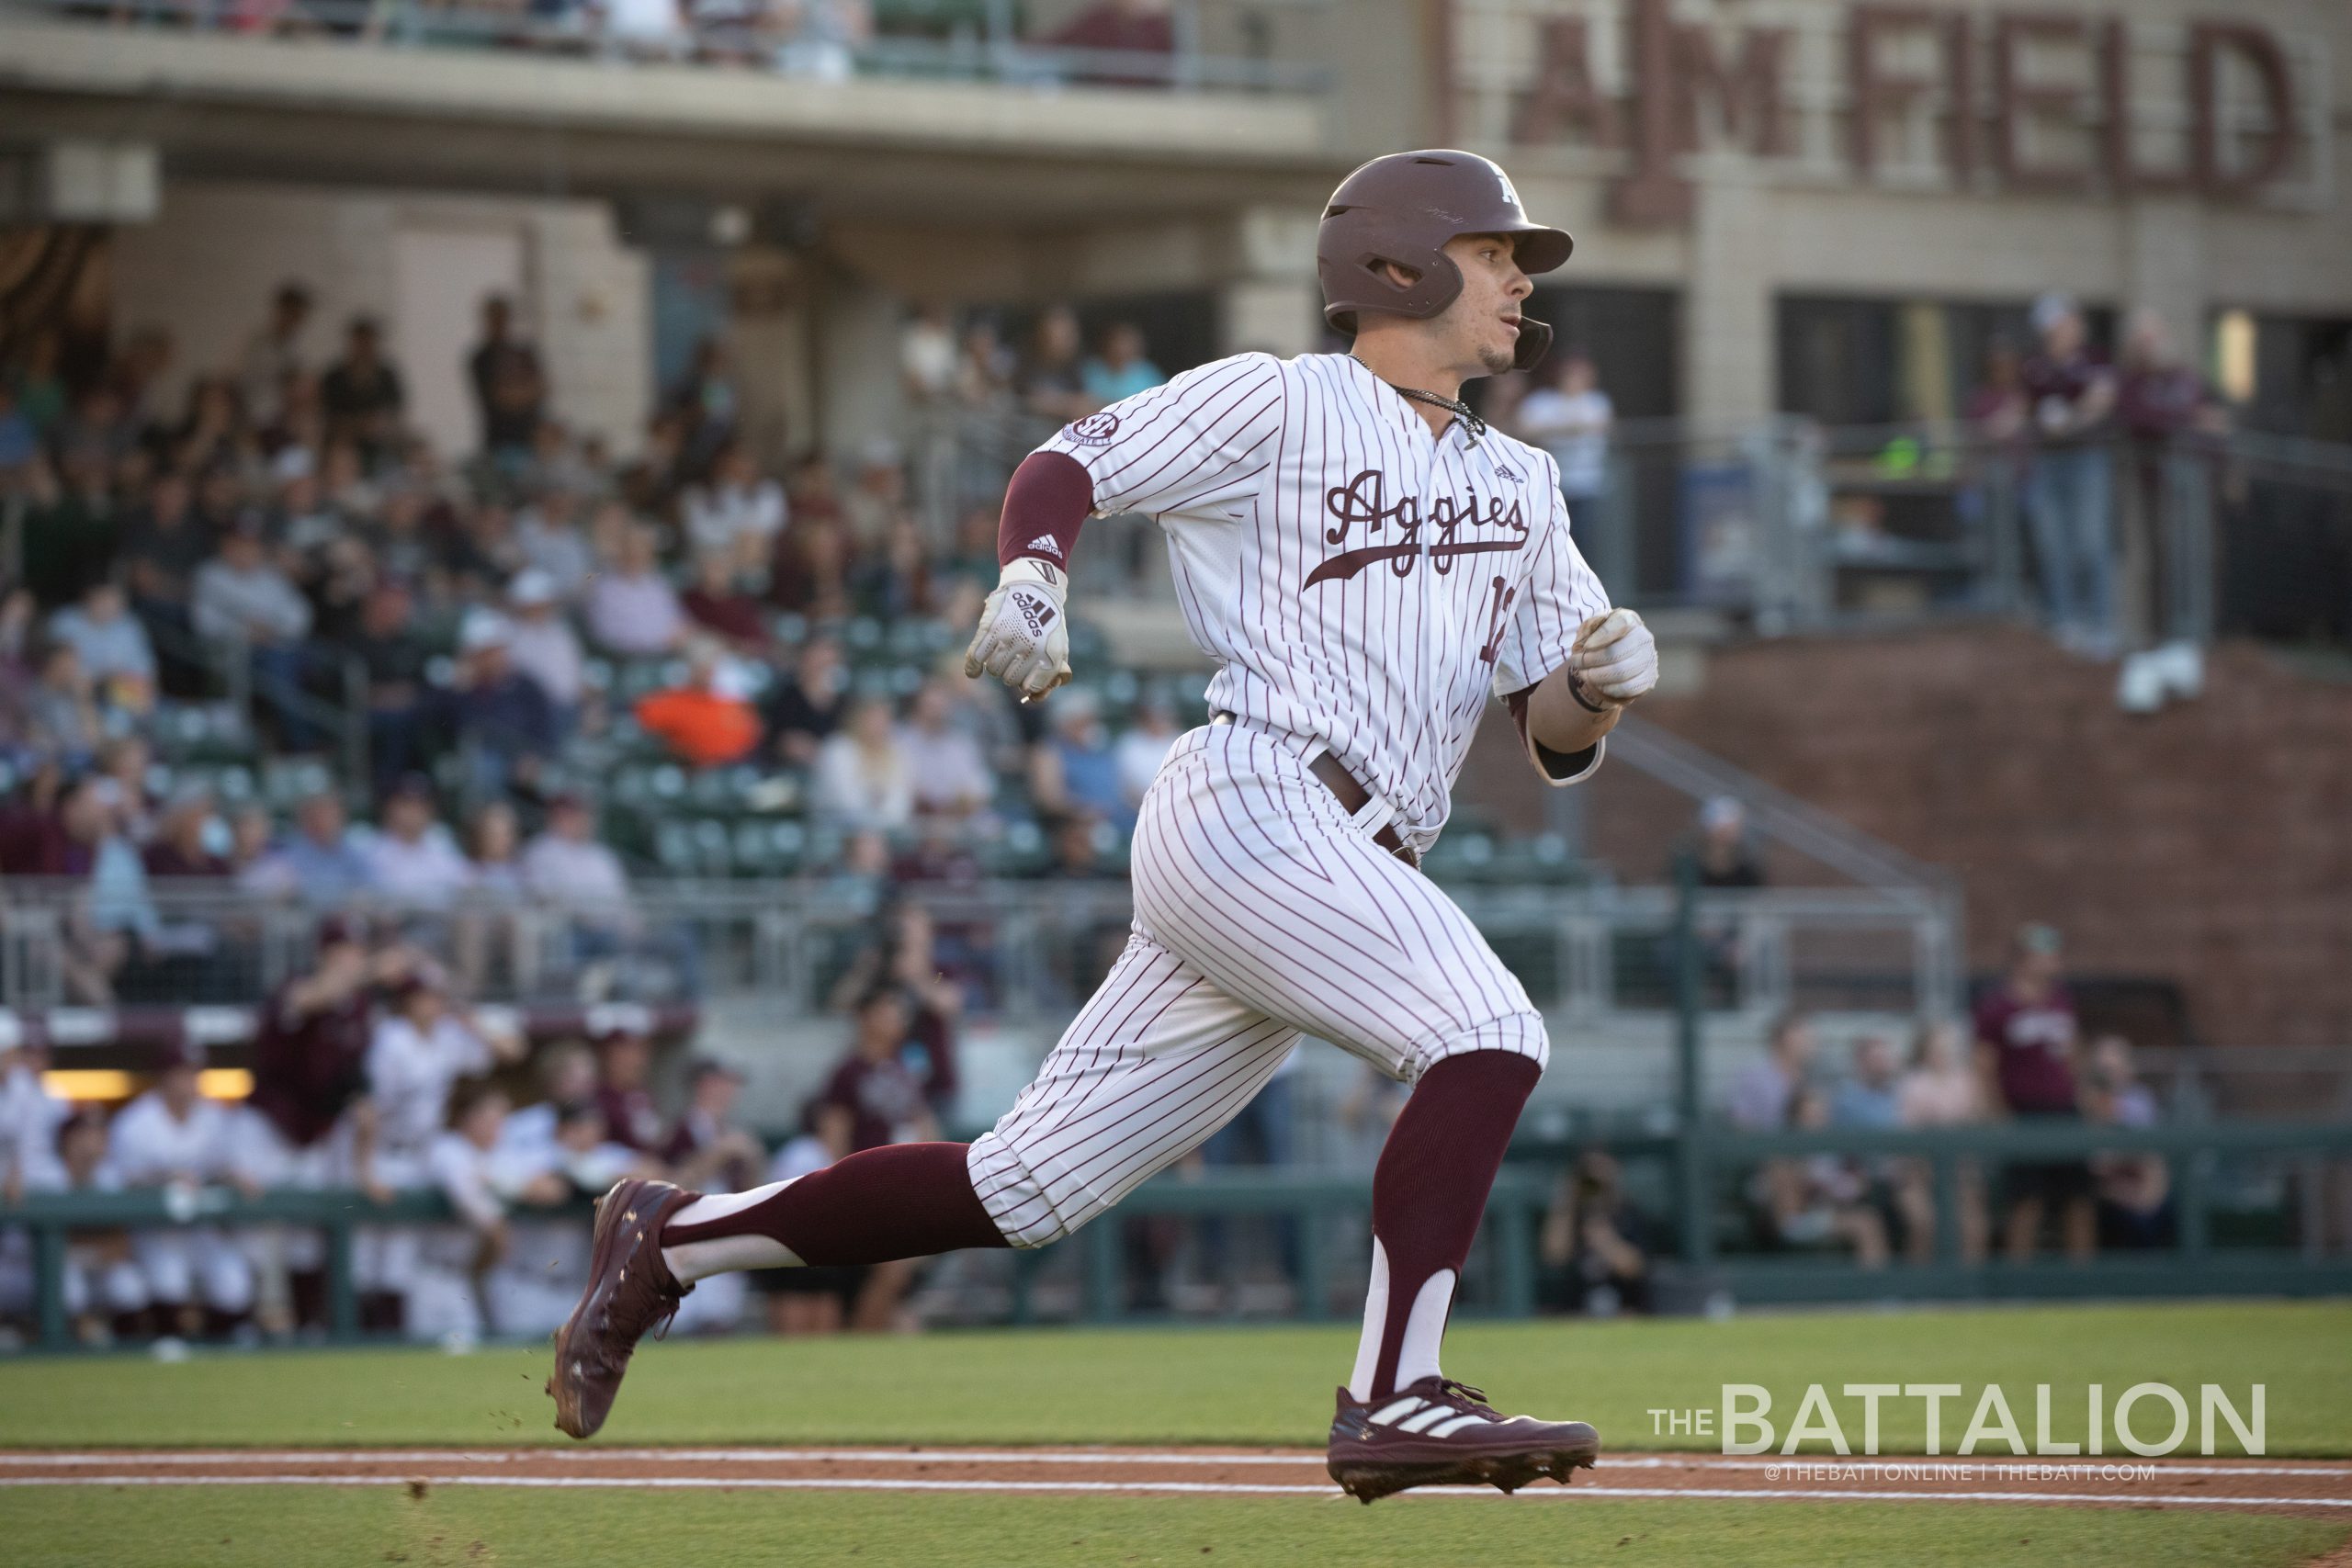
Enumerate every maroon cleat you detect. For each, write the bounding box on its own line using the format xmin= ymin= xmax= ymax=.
xmin=1327 ymin=1377 xmax=1600 ymax=1504
xmin=547 ymin=1178 xmax=699 ymax=1439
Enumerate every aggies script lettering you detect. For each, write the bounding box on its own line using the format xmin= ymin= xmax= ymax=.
xmin=1305 ymin=468 xmax=1531 ymax=588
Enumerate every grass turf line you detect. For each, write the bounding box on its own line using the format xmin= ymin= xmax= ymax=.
xmin=0 ymin=1301 xmax=2345 ymax=1454
xmin=3 ymin=1487 xmax=2346 ymax=1568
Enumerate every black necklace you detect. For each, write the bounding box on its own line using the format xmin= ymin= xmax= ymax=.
xmin=1388 ymin=382 xmax=1488 ymax=447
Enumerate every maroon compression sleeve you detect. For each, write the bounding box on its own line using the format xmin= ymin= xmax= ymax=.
xmin=998 ymin=450 xmax=1096 ymax=569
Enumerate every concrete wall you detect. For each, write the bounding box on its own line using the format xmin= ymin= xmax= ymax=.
xmin=110 ymin=180 xmax=650 ymax=457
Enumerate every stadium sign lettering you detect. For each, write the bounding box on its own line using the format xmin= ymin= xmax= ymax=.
xmin=1499 ymin=0 xmax=2304 ymax=223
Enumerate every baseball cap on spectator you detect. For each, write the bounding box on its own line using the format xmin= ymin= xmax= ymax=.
xmin=508 ymin=570 xmax=559 ymax=610
xmin=459 ymin=608 xmax=514 ymax=653
xmin=2030 ymin=292 xmax=2078 ymax=334
xmin=687 ymin=1056 xmax=745 ymax=1086
xmin=2016 ymin=921 xmax=2064 ymax=957
xmin=1699 ymin=795 xmax=1745 ymax=833
xmin=858 ymin=435 xmax=902 ymax=471
xmin=153 ymin=1034 xmax=207 ymax=1073
xmin=225 ymin=508 xmax=270 ymax=542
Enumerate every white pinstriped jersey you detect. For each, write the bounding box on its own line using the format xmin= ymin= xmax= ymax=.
xmin=1037 ymin=351 xmax=1611 ymax=852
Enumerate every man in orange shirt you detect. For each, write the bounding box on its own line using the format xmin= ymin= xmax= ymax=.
xmin=633 ymin=640 xmax=761 ymax=768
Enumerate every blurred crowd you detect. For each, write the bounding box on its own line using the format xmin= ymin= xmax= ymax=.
xmin=1724 ymin=921 xmax=2175 ymax=1275
xmin=0 ymin=279 xmax=1191 ymax=1007
xmin=44 ymin=0 xmax=1193 ymax=86
xmin=0 ymin=904 xmax=977 ymax=1348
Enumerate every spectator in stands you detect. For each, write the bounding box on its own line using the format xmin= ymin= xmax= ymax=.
xmin=594 ymin=1021 xmax=668 ymax=1153
xmin=320 ymin=316 xmax=406 ymax=460
xmin=1019 ymin=305 xmax=1098 ymax=422
xmin=901 ymin=677 xmax=992 ymax=819
xmin=344 ymin=581 xmax=431 ymax=798
xmin=497 ymin=1043 xmax=599 ymax=1171
xmin=635 ymin=639 xmax=763 ymax=769
xmin=1512 ymin=348 xmax=1614 ymax=517
xmin=662 ymin=1057 xmax=764 ymax=1193
xmin=1112 ymin=694 xmax=1180 ymax=814
xmin=364 ymin=777 xmax=475 ymax=917
xmin=817 ymin=986 xmax=938 ymax=1330
xmin=1896 ymin=1020 xmax=1991 ymax=1263
xmin=825 ymin=900 xmax=963 ymax=1112
xmin=1830 ymin=1032 xmax=1930 ymax=1262
xmin=684 ymin=442 xmax=787 ymax=575
xmin=109 ymin=1039 xmax=259 ymax=1341
xmin=468 ymin=295 xmax=548 ymax=464
xmin=519 ymin=794 xmax=635 ymax=930
xmin=841 ymin=438 xmax=910 ymax=548
xmin=248 ymin=789 xmax=378 ymax=908
xmin=681 ymin=549 xmax=774 ymax=653
xmin=1729 ymin=1011 xmax=1815 ymax=1131
xmin=236 ymin=282 xmax=312 ymax=426
xmin=853 ymin=514 xmax=933 ymax=619
xmin=901 ymin=302 xmax=959 ymax=406
xmin=1690 ymin=795 xmax=1762 ymax=887
xmin=770 ymin=506 xmax=855 ymax=618
xmin=1031 ymin=689 xmax=1129 ymax=830
xmin=666 ymin=337 xmax=741 ymax=475
xmin=449 ymin=611 xmax=560 ymax=801
xmin=1539 ymin=1150 xmax=1650 ymax=1315
xmin=2115 ymin=310 xmax=2226 ymax=654
xmin=517 ymin=486 xmax=597 ymax=605
xmin=956 ymin=315 xmax=1017 ymax=410
xmin=1049 ymin=0 xmax=1176 ymax=84
xmin=2021 ymin=292 xmax=2120 ymax=656
xmin=2083 ymin=1033 xmax=2173 ymax=1249
xmin=586 ymin=523 xmax=686 ymax=656
xmin=22 ymin=640 xmax=102 ymax=765
xmin=503 ymin=570 xmax=586 ymax=739
xmin=810 ymin=694 xmax=916 ymax=831
xmin=119 ymin=469 xmax=204 ymax=637
xmin=453 ymin=800 xmax=526 ymax=993
xmin=1755 ymin=1086 xmax=1890 ymax=1268
xmin=763 ymin=635 xmax=847 ymax=766
xmin=192 ymin=513 xmax=315 ymax=749
xmin=1082 ymin=321 xmax=1163 ymax=404
xmin=48 ymin=579 xmax=157 ymax=717
xmin=143 ymin=784 xmax=231 ymax=880
xmin=1974 ymin=921 xmax=2096 ymax=1263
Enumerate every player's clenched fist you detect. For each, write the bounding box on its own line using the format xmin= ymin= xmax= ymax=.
xmin=964 ymin=558 xmax=1073 ymax=702
xmin=1566 ymin=607 xmax=1658 ymax=707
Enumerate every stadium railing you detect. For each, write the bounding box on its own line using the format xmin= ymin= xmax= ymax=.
xmin=1 ymin=1166 xmax=1554 ymax=1348
xmin=1514 ymin=1120 xmax=2352 ymax=1308
xmin=0 ymin=878 xmax=1961 ymax=1025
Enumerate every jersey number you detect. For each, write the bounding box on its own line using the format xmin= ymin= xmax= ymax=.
xmin=1477 ymin=576 xmax=1516 ymax=666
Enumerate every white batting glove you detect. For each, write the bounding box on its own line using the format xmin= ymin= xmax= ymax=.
xmin=964 ymin=558 xmax=1072 ymax=703
xmin=1566 ymin=607 xmax=1658 ymax=707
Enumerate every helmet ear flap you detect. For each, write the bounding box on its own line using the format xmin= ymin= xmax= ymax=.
xmin=1512 ymin=316 xmax=1555 ymax=373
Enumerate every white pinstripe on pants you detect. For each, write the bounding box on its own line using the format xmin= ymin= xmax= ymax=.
xmin=969 ymin=722 xmax=1548 ymax=1248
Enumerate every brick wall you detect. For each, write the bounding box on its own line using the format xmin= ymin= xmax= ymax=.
xmin=1629 ymin=626 xmax=2352 ymax=1048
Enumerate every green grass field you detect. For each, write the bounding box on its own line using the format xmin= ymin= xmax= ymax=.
xmin=3 ymin=1301 xmax=2348 ymax=1566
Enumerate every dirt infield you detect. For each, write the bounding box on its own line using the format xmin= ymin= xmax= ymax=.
xmin=4 ymin=1447 xmax=2349 ymax=1516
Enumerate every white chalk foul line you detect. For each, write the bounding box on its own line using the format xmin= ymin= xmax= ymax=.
xmin=1 ymin=1473 xmax=2347 ymax=1509
xmin=1 ymin=1449 xmax=2344 ymax=1478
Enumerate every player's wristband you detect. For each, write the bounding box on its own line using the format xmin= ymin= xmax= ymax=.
xmin=998 ymin=556 xmax=1068 ymax=602
xmin=1566 ymin=666 xmax=1614 ymax=714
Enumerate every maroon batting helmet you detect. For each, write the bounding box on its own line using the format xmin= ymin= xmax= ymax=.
xmin=1317 ymin=150 xmax=1573 ymax=372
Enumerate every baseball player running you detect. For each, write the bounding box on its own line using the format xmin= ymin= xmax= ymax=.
xmin=550 ymin=150 xmax=1658 ymax=1504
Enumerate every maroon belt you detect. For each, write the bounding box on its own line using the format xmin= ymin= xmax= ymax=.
xmin=1210 ymin=712 xmax=1418 ymax=867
